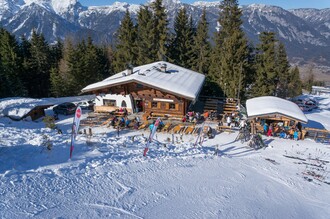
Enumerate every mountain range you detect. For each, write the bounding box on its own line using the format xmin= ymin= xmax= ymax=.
xmin=0 ymin=0 xmax=329 ymax=81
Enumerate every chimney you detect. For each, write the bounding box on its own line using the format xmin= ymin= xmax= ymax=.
xmin=160 ymin=63 xmax=167 ymax=73
xmin=126 ymin=64 xmax=133 ymax=75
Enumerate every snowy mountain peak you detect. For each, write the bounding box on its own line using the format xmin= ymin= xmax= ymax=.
xmin=0 ymin=0 xmax=24 ymax=19
xmin=51 ymin=0 xmax=78 ymax=14
xmin=192 ymin=1 xmax=220 ymax=8
xmin=87 ymin=1 xmax=140 ymax=14
xmin=22 ymin=0 xmax=78 ymax=14
xmin=245 ymin=3 xmax=284 ymax=11
xmin=147 ymin=0 xmax=181 ymax=5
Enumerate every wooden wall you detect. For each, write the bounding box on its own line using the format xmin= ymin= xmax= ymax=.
xmin=93 ymin=82 xmax=190 ymax=117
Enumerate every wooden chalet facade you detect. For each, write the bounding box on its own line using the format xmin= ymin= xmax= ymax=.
xmin=82 ymin=61 xmax=205 ymax=118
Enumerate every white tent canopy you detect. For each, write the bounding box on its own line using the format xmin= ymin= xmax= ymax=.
xmin=81 ymin=61 xmax=205 ymax=101
xmin=246 ymin=96 xmax=308 ymax=123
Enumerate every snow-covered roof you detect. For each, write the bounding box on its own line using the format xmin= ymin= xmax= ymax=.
xmin=82 ymin=61 xmax=205 ymax=101
xmin=246 ymin=96 xmax=308 ymax=123
xmin=0 ymin=95 xmax=95 ymax=120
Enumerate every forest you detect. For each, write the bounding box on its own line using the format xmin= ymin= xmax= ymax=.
xmin=0 ymin=0 xmax=307 ymax=100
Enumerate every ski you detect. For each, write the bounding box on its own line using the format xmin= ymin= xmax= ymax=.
xmin=194 ymin=121 xmax=205 ymax=147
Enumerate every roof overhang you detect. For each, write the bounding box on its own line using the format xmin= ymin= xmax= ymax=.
xmin=81 ymin=61 xmax=205 ymax=102
xmin=82 ymin=79 xmax=199 ymax=101
xmin=246 ymin=96 xmax=308 ymax=124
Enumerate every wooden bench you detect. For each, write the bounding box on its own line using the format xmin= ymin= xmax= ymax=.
xmin=184 ymin=126 xmax=195 ymax=135
xmin=217 ymin=125 xmax=234 ymax=133
xmin=172 ymin=124 xmax=185 ymax=134
xmin=162 ymin=123 xmax=172 ymax=132
xmin=101 ymin=117 xmax=113 ymax=126
xmin=223 ymin=107 xmax=237 ymax=111
xmin=138 ymin=121 xmax=149 ymax=130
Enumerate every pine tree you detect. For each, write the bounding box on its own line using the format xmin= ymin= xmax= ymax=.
xmin=170 ymin=7 xmax=195 ymax=67
xmin=113 ymin=9 xmax=137 ymax=72
xmin=50 ymin=39 xmax=63 ymax=68
xmin=251 ymin=32 xmax=277 ymax=97
xmin=209 ymin=0 xmax=250 ymax=99
xmin=275 ymin=42 xmax=290 ymax=98
xmin=136 ymin=6 xmax=155 ymax=65
xmin=191 ymin=8 xmax=211 ymax=74
xmin=25 ymin=30 xmax=52 ymax=97
xmin=82 ymin=37 xmax=107 ymax=86
xmin=287 ymin=66 xmax=302 ymax=97
xmin=304 ymin=66 xmax=315 ymax=92
xmin=151 ymin=0 xmax=169 ymax=61
xmin=51 ymin=37 xmax=110 ymax=96
xmin=51 ymin=38 xmax=76 ymax=96
xmin=0 ymin=28 xmax=27 ymax=97
xmin=50 ymin=67 xmax=64 ymax=97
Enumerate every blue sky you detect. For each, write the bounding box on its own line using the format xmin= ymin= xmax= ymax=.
xmin=79 ymin=0 xmax=330 ymax=9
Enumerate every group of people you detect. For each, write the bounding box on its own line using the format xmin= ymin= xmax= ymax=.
xmin=218 ymin=113 xmax=242 ymax=128
xmin=182 ymin=111 xmax=201 ymax=123
xmin=110 ymin=115 xmax=141 ymax=129
xmin=117 ymin=107 xmax=128 ymax=116
xmin=182 ymin=110 xmax=225 ymax=123
xmin=263 ymin=121 xmax=302 ymax=140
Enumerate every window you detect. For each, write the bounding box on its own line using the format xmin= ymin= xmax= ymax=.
xmin=104 ymin=99 xmax=116 ymax=106
xmin=152 ymin=102 xmax=158 ymax=108
xmin=121 ymin=100 xmax=127 ymax=108
xmin=169 ymin=103 xmax=176 ymax=109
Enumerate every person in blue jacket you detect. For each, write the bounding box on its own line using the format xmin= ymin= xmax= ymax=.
xmin=263 ymin=123 xmax=268 ymax=135
xmin=293 ymin=129 xmax=299 ymax=141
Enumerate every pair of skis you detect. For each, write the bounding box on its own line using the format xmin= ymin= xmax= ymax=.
xmin=194 ymin=122 xmax=206 ymax=147
xmin=143 ymin=118 xmax=161 ymax=156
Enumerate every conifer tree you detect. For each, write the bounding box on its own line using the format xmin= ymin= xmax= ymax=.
xmin=209 ymin=0 xmax=249 ymax=99
xmin=191 ymin=8 xmax=211 ymax=74
xmin=303 ymin=66 xmax=315 ymax=92
xmin=287 ymin=66 xmax=302 ymax=97
xmin=113 ymin=9 xmax=137 ymax=72
xmin=136 ymin=6 xmax=155 ymax=65
xmin=251 ymin=32 xmax=277 ymax=97
xmin=25 ymin=30 xmax=52 ymax=97
xmin=275 ymin=42 xmax=290 ymax=98
xmin=51 ymin=37 xmax=110 ymax=96
xmin=49 ymin=67 xmax=64 ymax=97
xmin=171 ymin=7 xmax=195 ymax=68
xmin=51 ymin=38 xmax=77 ymax=96
xmin=82 ymin=37 xmax=107 ymax=86
xmin=151 ymin=0 xmax=169 ymax=61
xmin=0 ymin=28 xmax=27 ymax=97
xmin=50 ymin=39 xmax=63 ymax=67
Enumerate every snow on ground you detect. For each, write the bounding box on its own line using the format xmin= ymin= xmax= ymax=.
xmin=0 ymin=95 xmax=329 ymax=218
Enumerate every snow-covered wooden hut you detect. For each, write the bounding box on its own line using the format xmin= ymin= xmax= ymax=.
xmin=246 ymin=96 xmax=308 ymax=134
xmin=81 ymin=61 xmax=205 ymax=118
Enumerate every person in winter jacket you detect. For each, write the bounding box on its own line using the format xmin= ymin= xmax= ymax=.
xmin=263 ymin=123 xmax=268 ymax=135
xmin=293 ymin=130 xmax=299 ymax=140
xmin=226 ymin=115 xmax=232 ymax=127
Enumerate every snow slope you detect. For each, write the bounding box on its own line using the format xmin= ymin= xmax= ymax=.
xmin=0 ymin=95 xmax=329 ymax=218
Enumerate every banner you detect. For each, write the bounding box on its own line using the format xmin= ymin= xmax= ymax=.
xmin=70 ymin=106 xmax=82 ymax=159
xmin=143 ymin=117 xmax=161 ymax=156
